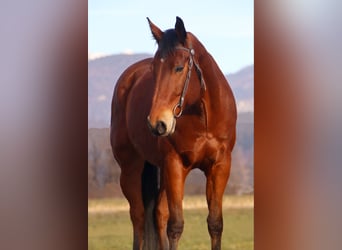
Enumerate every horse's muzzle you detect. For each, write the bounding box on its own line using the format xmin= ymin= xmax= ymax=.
xmin=147 ymin=116 xmax=174 ymax=136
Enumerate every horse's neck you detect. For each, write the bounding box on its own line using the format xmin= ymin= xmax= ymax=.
xmin=199 ymin=51 xmax=235 ymax=129
xmin=200 ymin=53 xmax=222 ymax=101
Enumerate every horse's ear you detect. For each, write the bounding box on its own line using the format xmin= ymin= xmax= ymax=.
xmin=147 ymin=17 xmax=163 ymax=43
xmin=175 ymin=16 xmax=187 ymax=45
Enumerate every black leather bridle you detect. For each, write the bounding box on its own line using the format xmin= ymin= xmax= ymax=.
xmin=172 ymin=45 xmax=206 ymax=118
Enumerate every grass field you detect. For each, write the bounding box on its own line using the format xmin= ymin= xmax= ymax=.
xmin=88 ymin=195 xmax=253 ymax=250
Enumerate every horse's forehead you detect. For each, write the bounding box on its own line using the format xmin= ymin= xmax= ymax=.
xmin=156 ymin=51 xmax=186 ymax=64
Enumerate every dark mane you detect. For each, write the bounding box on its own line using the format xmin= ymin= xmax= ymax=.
xmin=158 ymin=29 xmax=182 ymax=58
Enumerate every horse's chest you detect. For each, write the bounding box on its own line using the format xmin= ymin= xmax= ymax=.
xmin=175 ymin=134 xmax=225 ymax=169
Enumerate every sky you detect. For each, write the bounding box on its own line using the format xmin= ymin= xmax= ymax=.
xmin=89 ymin=0 xmax=253 ymax=74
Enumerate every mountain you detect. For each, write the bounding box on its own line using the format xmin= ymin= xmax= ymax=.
xmin=88 ymin=54 xmax=253 ymax=128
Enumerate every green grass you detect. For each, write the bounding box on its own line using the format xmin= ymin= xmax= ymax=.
xmin=88 ymin=212 xmax=132 ymax=250
xmin=88 ymin=196 xmax=253 ymax=250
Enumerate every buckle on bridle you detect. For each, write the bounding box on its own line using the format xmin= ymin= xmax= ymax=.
xmin=173 ymin=102 xmax=183 ymax=118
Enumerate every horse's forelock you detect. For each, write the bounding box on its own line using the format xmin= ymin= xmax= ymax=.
xmin=158 ymin=29 xmax=182 ymax=58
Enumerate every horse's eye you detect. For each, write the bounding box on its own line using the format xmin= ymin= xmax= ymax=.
xmin=175 ymin=66 xmax=184 ymax=73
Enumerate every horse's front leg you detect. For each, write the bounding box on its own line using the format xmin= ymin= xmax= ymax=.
xmin=164 ymin=156 xmax=187 ymax=250
xmin=206 ymin=153 xmax=232 ymax=250
xmin=119 ymin=159 xmax=145 ymax=250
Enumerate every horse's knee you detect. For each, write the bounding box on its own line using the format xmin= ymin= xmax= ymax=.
xmin=167 ymin=218 xmax=184 ymax=239
xmin=156 ymin=205 xmax=168 ymax=226
xmin=207 ymin=215 xmax=223 ymax=237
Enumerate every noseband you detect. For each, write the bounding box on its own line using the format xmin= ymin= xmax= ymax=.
xmin=172 ymin=46 xmax=206 ymax=118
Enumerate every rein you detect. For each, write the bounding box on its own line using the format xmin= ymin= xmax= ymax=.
xmin=172 ymin=46 xmax=206 ymax=118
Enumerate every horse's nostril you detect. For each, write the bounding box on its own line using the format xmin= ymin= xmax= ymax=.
xmin=147 ymin=117 xmax=167 ymax=136
xmin=156 ymin=121 xmax=167 ymax=136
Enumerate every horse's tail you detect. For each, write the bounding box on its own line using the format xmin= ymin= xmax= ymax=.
xmin=142 ymin=161 xmax=159 ymax=249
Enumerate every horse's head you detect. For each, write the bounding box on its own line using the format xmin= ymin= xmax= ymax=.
xmin=146 ymin=17 xmax=205 ymax=137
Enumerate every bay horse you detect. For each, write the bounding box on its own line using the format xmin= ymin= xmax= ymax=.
xmin=111 ymin=17 xmax=236 ymax=250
